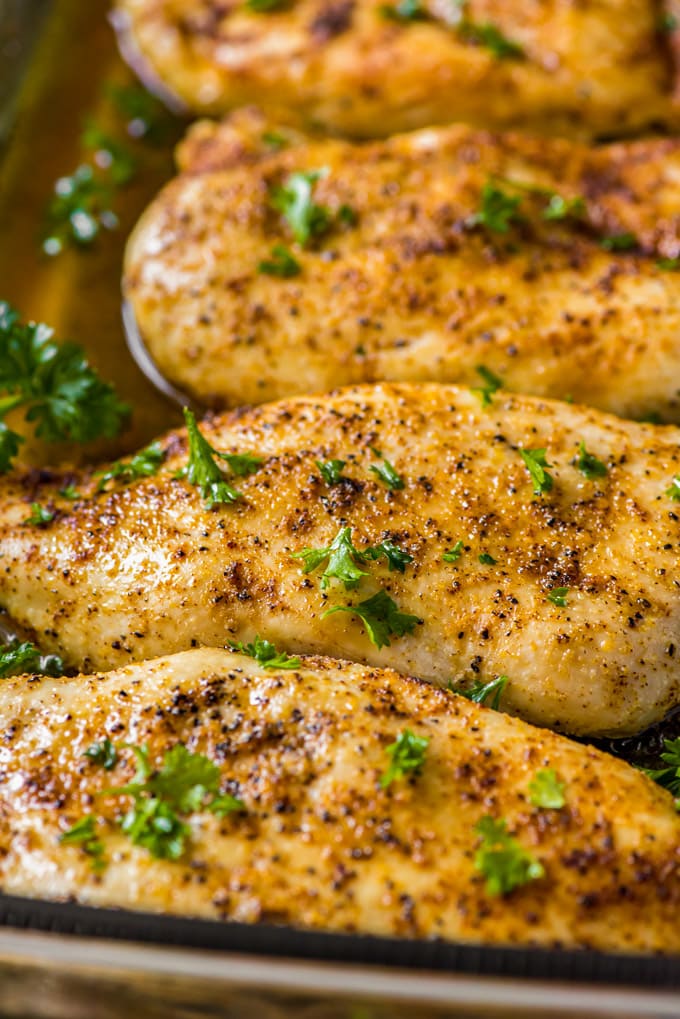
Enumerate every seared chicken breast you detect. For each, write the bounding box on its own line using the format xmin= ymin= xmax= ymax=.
xmin=1 ymin=383 xmax=679 ymax=737
xmin=1 ymin=647 xmax=678 ymax=953
xmin=112 ymin=0 xmax=680 ymax=139
xmin=125 ymin=113 xmax=680 ymax=421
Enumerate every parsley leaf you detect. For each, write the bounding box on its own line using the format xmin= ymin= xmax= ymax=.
xmin=442 ymin=540 xmax=465 ymax=563
xmin=474 ymin=816 xmax=544 ymax=896
xmin=363 ymin=540 xmax=413 ymax=573
xmin=460 ymin=21 xmax=524 ymax=58
xmin=0 ymin=639 xmax=63 ymax=679
xmin=258 ymin=244 xmax=301 ymax=278
xmin=24 ymin=502 xmax=54 ymax=526
xmin=232 ymin=634 xmax=301 ymax=669
xmin=59 ymin=815 xmax=106 ymax=871
xmin=641 ymin=737 xmax=680 ymax=802
xmin=42 ymin=165 xmax=118 ymax=255
xmin=271 ymin=169 xmax=331 ymax=246
xmin=292 ymin=526 xmax=370 ymax=590
xmin=451 ymin=674 xmax=508 ymax=710
xmin=575 ymin=440 xmax=607 ymax=480
xmin=82 ymin=121 xmax=137 ymax=186
xmin=542 ymin=194 xmax=586 ymax=221
xmin=316 ymin=458 xmax=346 ymax=485
xmin=108 ymin=84 xmax=175 ymax=144
xmin=84 ymin=738 xmax=118 ymax=771
xmin=519 ymin=447 xmax=553 ymax=495
xmin=380 ymin=729 xmax=429 ymax=788
xmin=209 ymin=793 xmax=247 ymax=817
xmin=599 ymin=233 xmax=637 ymax=252
xmin=472 ymin=365 xmax=503 ymax=407
xmin=0 ymin=303 xmax=129 ymax=469
xmin=471 ymin=181 xmax=524 ymax=234
xmin=178 ymin=408 xmax=261 ymax=508
xmin=96 ymin=441 xmax=165 ymax=492
xmin=247 ymin=0 xmax=287 ymax=10
xmin=478 ymin=552 xmax=497 ymax=565
xmin=666 ymin=474 xmax=680 ymax=501
xmin=59 ymin=484 xmax=80 ymax=500
xmin=380 ymin=0 xmax=425 ymax=20
xmin=121 ymin=797 xmax=189 ymax=860
xmin=547 ymin=586 xmax=569 ymax=607
xmin=369 ymin=447 xmax=405 ymax=490
xmin=324 ymin=589 xmax=420 ymax=649
xmin=528 ymin=768 xmax=566 ymax=809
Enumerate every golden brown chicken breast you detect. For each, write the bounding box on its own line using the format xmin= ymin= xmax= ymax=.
xmin=1 ymin=648 xmax=678 ymax=953
xmin=124 ymin=112 xmax=680 ymax=421
xmin=112 ymin=0 xmax=680 ymax=139
xmin=0 ymin=383 xmax=679 ymax=737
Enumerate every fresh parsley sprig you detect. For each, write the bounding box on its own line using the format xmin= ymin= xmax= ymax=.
xmin=474 ymin=816 xmax=544 ymax=895
xmin=575 ymin=440 xmax=607 ymax=480
xmin=380 ymin=729 xmax=429 ymax=788
xmin=369 ymin=447 xmax=405 ymax=490
xmin=59 ymin=815 xmax=106 ymax=872
xmin=451 ymin=674 xmax=508 ymax=710
xmin=231 ymin=635 xmax=301 ymax=669
xmin=84 ymin=738 xmax=118 ymax=771
xmin=177 ymin=408 xmax=262 ymax=508
xmin=324 ymin=589 xmax=420 ymax=649
xmin=292 ymin=527 xmax=412 ymax=588
xmin=363 ymin=540 xmax=413 ymax=573
xmin=0 ymin=303 xmax=129 ymax=472
xmin=0 ymin=638 xmax=63 ymax=679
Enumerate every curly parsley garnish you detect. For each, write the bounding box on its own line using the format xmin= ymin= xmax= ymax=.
xmin=0 ymin=639 xmax=63 ymax=679
xmin=231 ymin=635 xmax=301 ymax=670
xmin=380 ymin=729 xmax=429 ymax=788
xmin=451 ymin=674 xmax=508 ymax=710
xmin=519 ymin=447 xmax=553 ymax=496
xmin=324 ymin=590 xmax=420 ymax=649
xmin=528 ymin=768 xmax=566 ymax=809
xmin=178 ymin=408 xmax=262 ymax=508
xmin=96 ymin=441 xmax=165 ymax=492
xmin=575 ymin=440 xmax=607 ymax=480
xmin=474 ymin=816 xmax=544 ymax=896
xmin=0 ymin=303 xmax=129 ymax=472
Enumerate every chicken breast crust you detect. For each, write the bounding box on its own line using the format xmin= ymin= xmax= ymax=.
xmin=1 ymin=647 xmax=678 ymax=952
xmin=1 ymin=383 xmax=679 ymax=737
xmin=125 ymin=112 xmax=680 ymax=421
xmin=112 ymin=0 xmax=680 ymax=139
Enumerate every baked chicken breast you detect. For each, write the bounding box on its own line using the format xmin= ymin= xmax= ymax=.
xmin=1 ymin=647 xmax=678 ymax=953
xmin=0 ymin=383 xmax=679 ymax=738
xmin=112 ymin=0 xmax=680 ymax=139
xmin=125 ymin=113 xmax=680 ymax=421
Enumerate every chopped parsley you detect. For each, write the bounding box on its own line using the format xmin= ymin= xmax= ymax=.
xmin=315 ymin=458 xmax=347 ymax=485
xmin=0 ymin=303 xmax=129 ymax=471
xmin=324 ymin=590 xmax=420 ymax=649
xmin=231 ymin=635 xmax=301 ymax=669
xmin=43 ymin=165 xmax=118 ymax=255
xmin=59 ymin=815 xmax=106 ymax=871
xmin=292 ymin=526 xmax=370 ymax=590
xmin=380 ymin=729 xmax=429 ymax=788
xmin=478 ymin=552 xmax=497 ymax=566
xmin=641 ymin=737 xmax=680 ymax=805
xmin=369 ymin=447 xmax=405 ymax=490
xmin=103 ymin=743 xmax=245 ymax=861
xmin=542 ymin=193 xmax=586 ymax=221
xmin=665 ymin=474 xmax=680 ymax=501
xmin=472 ymin=364 xmax=503 ymax=407
xmin=24 ymin=502 xmax=55 ymax=527
xmin=96 ymin=441 xmax=165 ymax=492
xmin=546 ymin=587 xmax=569 ymax=607
xmin=247 ymin=0 xmax=287 ymax=10
xmin=380 ymin=0 xmax=425 ymax=20
xmin=474 ymin=816 xmax=544 ymax=896
xmin=528 ymin=768 xmax=566 ymax=809
xmin=258 ymin=244 xmax=301 ymax=278
xmin=451 ymin=674 xmax=508 ymax=710
xmin=459 ymin=21 xmax=524 ymax=59
xmin=519 ymin=447 xmax=553 ymax=496
xmin=599 ymin=233 xmax=637 ymax=252
xmin=59 ymin=484 xmax=80 ymax=500
xmin=262 ymin=130 xmax=289 ymax=150
xmin=442 ymin=540 xmax=465 ymax=563
xmin=271 ymin=169 xmax=331 ymax=246
xmin=0 ymin=639 xmax=63 ymax=679
xmin=177 ymin=408 xmax=262 ymax=508
xmin=575 ymin=440 xmax=607 ymax=479
xmin=657 ymin=257 xmax=680 ymax=271
xmin=363 ymin=540 xmax=413 ymax=573
xmin=84 ymin=738 xmax=118 ymax=771
xmin=471 ymin=181 xmax=523 ymax=234
xmin=81 ymin=121 xmax=137 ymax=186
